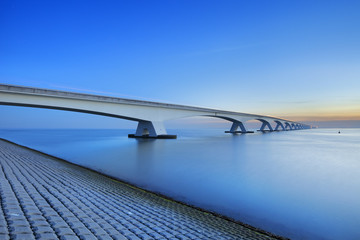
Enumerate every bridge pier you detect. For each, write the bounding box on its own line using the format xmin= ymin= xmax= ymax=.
xmin=274 ymin=121 xmax=285 ymax=131
xmin=285 ymin=122 xmax=292 ymax=130
xmin=128 ymin=121 xmax=177 ymax=139
xmin=257 ymin=119 xmax=274 ymax=132
xmin=225 ymin=121 xmax=254 ymax=134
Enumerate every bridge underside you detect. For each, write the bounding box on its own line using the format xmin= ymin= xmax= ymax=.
xmin=0 ymin=102 xmax=309 ymax=138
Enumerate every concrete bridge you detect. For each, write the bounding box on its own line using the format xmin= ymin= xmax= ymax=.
xmin=0 ymin=84 xmax=310 ymax=138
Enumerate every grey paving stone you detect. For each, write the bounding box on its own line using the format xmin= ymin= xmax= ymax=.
xmin=63 ymin=216 xmax=79 ymax=223
xmin=138 ymin=233 xmax=154 ymax=240
xmin=175 ymin=235 xmax=191 ymax=240
xmin=34 ymin=232 xmax=58 ymax=239
xmin=8 ymin=226 xmax=33 ymax=234
xmin=33 ymin=226 xmax=54 ymax=234
xmin=110 ymin=234 xmax=128 ymax=240
xmin=90 ymin=227 xmax=108 ymax=236
xmin=0 ymin=233 xmax=10 ymax=240
xmin=0 ymin=226 xmax=9 ymax=234
xmin=73 ymin=227 xmax=93 ymax=236
xmin=78 ymin=234 xmax=98 ymax=240
xmin=7 ymin=219 xmax=31 ymax=226
xmin=29 ymin=219 xmax=49 ymax=227
xmin=10 ymin=233 xmax=36 ymax=240
xmin=126 ymin=234 xmax=142 ymax=240
xmin=60 ymin=235 xmax=80 ymax=240
xmin=51 ymin=221 xmax=69 ymax=229
xmin=55 ymin=227 xmax=75 ymax=235
xmin=160 ymin=231 xmax=175 ymax=239
xmin=96 ymin=235 xmax=114 ymax=240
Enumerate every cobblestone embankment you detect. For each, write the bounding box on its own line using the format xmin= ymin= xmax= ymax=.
xmin=0 ymin=139 xmax=281 ymax=240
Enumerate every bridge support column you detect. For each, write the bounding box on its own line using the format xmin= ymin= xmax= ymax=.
xmin=128 ymin=121 xmax=177 ymax=139
xmin=225 ymin=121 xmax=254 ymax=134
xmin=257 ymin=119 xmax=274 ymax=132
xmin=274 ymin=121 xmax=285 ymax=131
xmin=285 ymin=122 xmax=292 ymax=130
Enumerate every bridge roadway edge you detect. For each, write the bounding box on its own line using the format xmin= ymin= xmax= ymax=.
xmin=0 ymin=138 xmax=288 ymax=240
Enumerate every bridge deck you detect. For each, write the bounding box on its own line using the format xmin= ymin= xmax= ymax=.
xmin=0 ymin=139 xmax=282 ymax=240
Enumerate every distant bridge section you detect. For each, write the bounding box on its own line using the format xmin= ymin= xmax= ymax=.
xmin=0 ymin=84 xmax=311 ymax=138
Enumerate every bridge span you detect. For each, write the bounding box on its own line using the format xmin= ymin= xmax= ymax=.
xmin=0 ymin=84 xmax=310 ymax=138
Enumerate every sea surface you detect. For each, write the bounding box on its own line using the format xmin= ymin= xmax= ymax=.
xmin=0 ymin=128 xmax=359 ymax=240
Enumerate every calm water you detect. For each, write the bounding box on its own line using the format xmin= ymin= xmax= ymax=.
xmin=1 ymin=128 xmax=359 ymax=240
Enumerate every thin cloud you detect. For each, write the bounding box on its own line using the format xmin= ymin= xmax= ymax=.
xmin=184 ymin=42 xmax=267 ymax=57
xmin=258 ymin=100 xmax=316 ymax=105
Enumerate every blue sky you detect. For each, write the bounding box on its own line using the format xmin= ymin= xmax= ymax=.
xmin=1 ymin=0 xmax=359 ymax=128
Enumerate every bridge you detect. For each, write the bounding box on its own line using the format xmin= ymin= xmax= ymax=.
xmin=0 ymin=84 xmax=310 ymax=138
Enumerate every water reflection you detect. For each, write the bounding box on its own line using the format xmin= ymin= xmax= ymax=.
xmin=1 ymin=128 xmax=360 ymax=240
xmin=135 ymin=139 xmax=156 ymax=175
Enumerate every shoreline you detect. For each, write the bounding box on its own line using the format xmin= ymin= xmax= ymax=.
xmin=0 ymin=137 xmax=287 ymax=240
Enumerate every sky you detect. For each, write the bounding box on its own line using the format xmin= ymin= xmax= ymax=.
xmin=1 ymin=0 xmax=359 ymax=129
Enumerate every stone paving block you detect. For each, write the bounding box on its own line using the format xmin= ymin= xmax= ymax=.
xmin=166 ymin=228 xmax=181 ymax=236
xmin=96 ymin=235 xmax=114 ymax=240
xmin=71 ymin=220 xmax=89 ymax=229
xmin=8 ymin=226 xmax=33 ymax=234
xmin=103 ymin=228 xmax=120 ymax=235
xmin=40 ymin=208 xmax=58 ymax=216
xmin=73 ymin=227 xmax=93 ymax=236
xmin=160 ymin=231 xmax=175 ymax=239
xmin=126 ymin=234 xmax=142 ymax=240
xmin=185 ymin=232 xmax=201 ymax=239
xmin=33 ymin=225 xmax=54 ymax=233
xmin=58 ymin=210 xmax=74 ymax=218
xmin=0 ymin=233 xmax=10 ymax=240
xmin=63 ymin=216 xmax=79 ymax=223
xmin=52 ymin=221 xmax=69 ymax=229
xmin=110 ymin=233 xmax=128 ymax=240
xmin=4 ymin=210 xmax=24 ymax=217
xmin=10 ymin=233 xmax=36 ymax=240
xmin=138 ymin=233 xmax=154 ymax=240
xmin=175 ymin=235 xmax=191 ymax=240
xmin=55 ymin=227 xmax=75 ymax=235
xmin=78 ymin=234 xmax=98 ymax=240
xmin=100 ymin=221 xmax=119 ymax=230
xmin=149 ymin=231 xmax=167 ymax=239
xmin=0 ymin=226 xmax=9 ymax=234
xmin=119 ymin=229 xmax=135 ymax=236
xmin=24 ymin=209 xmax=42 ymax=216
xmin=60 ymin=234 xmax=80 ymax=240
xmin=7 ymin=219 xmax=30 ymax=227
xmin=78 ymin=216 xmax=94 ymax=222
xmin=34 ymin=232 xmax=58 ymax=239
xmin=90 ymin=227 xmax=108 ymax=236
xmin=29 ymin=219 xmax=49 ymax=227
